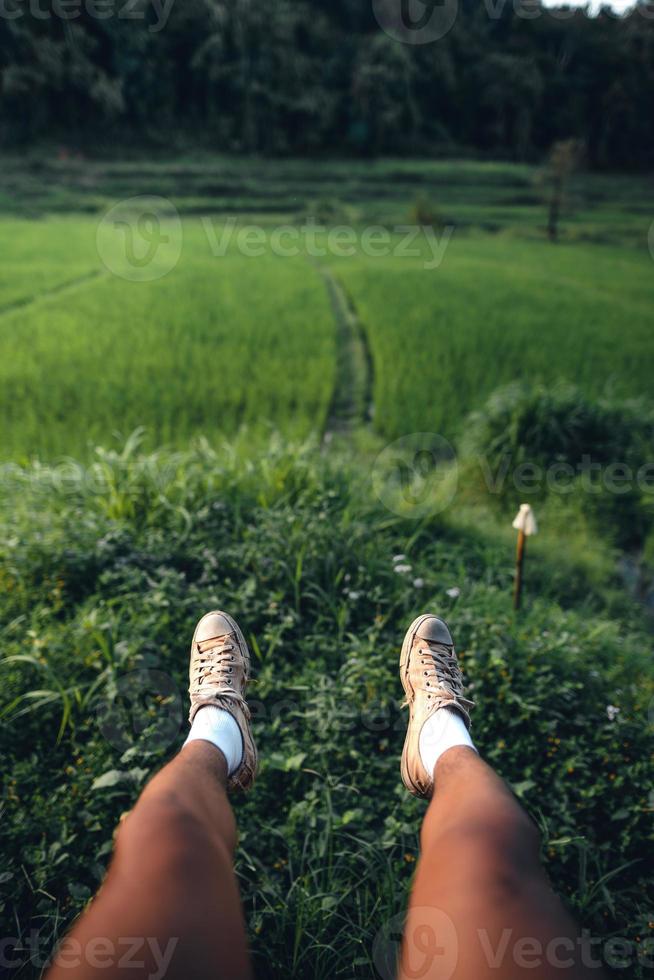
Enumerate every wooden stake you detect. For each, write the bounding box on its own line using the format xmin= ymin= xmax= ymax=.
xmin=512 ymin=504 xmax=537 ymax=611
xmin=514 ymin=528 xmax=526 ymax=610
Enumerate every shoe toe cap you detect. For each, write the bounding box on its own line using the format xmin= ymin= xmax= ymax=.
xmin=416 ymin=615 xmax=453 ymax=645
xmin=194 ymin=611 xmax=234 ymax=643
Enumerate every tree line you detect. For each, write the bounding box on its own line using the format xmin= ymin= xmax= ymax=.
xmin=1 ymin=0 xmax=653 ymax=168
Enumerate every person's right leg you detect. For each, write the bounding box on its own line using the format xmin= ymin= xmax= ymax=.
xmin=48 ymin=740 xmax=251 ymax=980
xmin=46 ymin=611 xmax=257 ymax=980
xmin=398 ymin=614 xmax=606 ymax=980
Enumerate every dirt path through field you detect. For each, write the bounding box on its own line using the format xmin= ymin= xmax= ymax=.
xmin=316 ymin=265 xmax=373 ymax=439
xmin=0 ymin=269 xmax=104 ymax=318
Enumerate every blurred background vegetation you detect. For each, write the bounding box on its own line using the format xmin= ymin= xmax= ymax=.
xmin=2 ymin=0 xmax=654 ymax=168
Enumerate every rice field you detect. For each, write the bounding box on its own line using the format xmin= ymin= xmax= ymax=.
xmin=332 ymin=234 xmax=654 ymax=441
xmin=0 ymin=220 xmax=97 ymax=311
xmin=0 ymin=219 xmax=335 ymax=458
xmin=1 ymin=159 xmax=653 ymax=461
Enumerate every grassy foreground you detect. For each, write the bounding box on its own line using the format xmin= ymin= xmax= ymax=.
xmin=1 ymin=439 xmax=652 ymax=978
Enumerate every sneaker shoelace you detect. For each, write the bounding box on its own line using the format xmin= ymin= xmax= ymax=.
xmin=411 ymin=641 xmax=474 ymax=708
xmin=196 ymin=637 xmax=244 ymax=703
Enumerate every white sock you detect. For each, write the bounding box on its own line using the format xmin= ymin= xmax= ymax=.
xmin=419 ymin=707 xmax=477 ymax=774
xmin=184 ymin=706 xmax=244 ymax=775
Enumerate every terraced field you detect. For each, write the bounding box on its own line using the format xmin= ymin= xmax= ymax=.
xmin=4 ymin=155 xmax=652 ymax=246
xmin=1 ymin=184 xmax=653 ymax=459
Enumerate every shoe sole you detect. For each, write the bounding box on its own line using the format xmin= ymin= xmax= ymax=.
xmin=399 ymin=613 xmax=436 ymax=799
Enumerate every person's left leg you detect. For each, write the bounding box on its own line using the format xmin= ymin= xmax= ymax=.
xmin=47 ymin=611 xmax=258 ymax=980
xmin=398 ymin=613 xmax=606 ymax=980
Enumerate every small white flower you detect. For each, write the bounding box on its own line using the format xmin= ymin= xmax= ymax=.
xmin=606 ymin=705 xmax=620 ymax=721
xmin=446 ymin=587 xmax=461 ymax=599
xmin=413 ymin=578 xmax=424 ymax=589
xmin=393 ymin=554 xmax=407 ymax=564
xmin=346 ymin=590 xmax=361 ymax=601
xmin=394 ymin=564 xmax=412 ymax=575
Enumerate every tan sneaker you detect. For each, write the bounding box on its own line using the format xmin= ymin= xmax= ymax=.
xmin=188 ymin=611 xmax=258 ymax=792
xmin=399 ymin=614 xmax=474 ymax=799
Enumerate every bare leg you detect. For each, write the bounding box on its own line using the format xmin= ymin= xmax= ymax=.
xmin=401 ymin=747 xmax=605 ymax=980
xmin=47 ymin=741 xmax=252 ymax=980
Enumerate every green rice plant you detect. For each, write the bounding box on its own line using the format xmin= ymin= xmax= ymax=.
xmin=0 ymin=220 xmax=335 ymax=458
xmin=335 ymin=235 xmax=654 ymax=442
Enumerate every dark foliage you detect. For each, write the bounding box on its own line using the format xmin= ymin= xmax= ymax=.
xmin=1 ymin=0 xmax=653 ymax=167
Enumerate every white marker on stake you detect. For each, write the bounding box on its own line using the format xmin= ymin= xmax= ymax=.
xmin=512 ymin=504 xmax=538 ymax=610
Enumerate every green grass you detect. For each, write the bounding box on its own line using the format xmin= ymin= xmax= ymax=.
xmin=334 ymin=235 xmax=654 ymax=441
xmin=0 ymin=219 xmax=99 ymax=310
xmin=0 ymin=220 xmax=335 ymax=458
xmin=2 ymin=211 xmax=653 ymax=459
xmin=0 ymin=441 xmax=652 ymax=978
xmin=1 ymin=156 xmax=653 ymax=460
xmin=1 ymin=157 xmax=654 ymax=978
